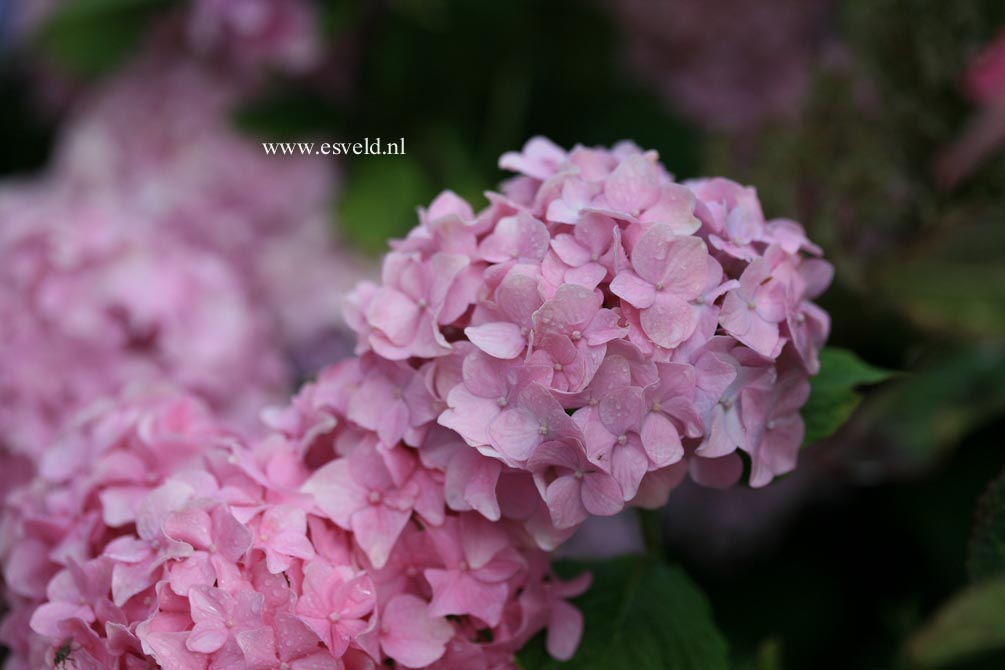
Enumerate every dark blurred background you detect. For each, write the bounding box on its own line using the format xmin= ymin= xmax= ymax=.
xmin=2 ymin=1 xmax=1005 ymax=668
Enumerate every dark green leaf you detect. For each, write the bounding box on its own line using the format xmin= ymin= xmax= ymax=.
xmin=970 ymin=469 xmax=1005 ymax=583
xmin=802 ymin=347 xmax=892 ymax=445
xmin=866 ymin=345 xmax=1005 ymax=462
xmin=35 ymin=0 xmax=171 ymax=77
xmin=907 ymin=576 xmax=1005 ymax=667
xmin=519 ymin=556 xmax=729 ymax=670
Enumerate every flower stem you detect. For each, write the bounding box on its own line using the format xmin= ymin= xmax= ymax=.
xmin=637 ymin=508 xmax=664 ymax=559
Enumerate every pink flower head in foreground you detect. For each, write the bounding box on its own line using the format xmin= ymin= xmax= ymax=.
xmin=342 ymin=137 xmax=831 ymax=546
xmin=3 ymin=387 xmax=585 ymax=670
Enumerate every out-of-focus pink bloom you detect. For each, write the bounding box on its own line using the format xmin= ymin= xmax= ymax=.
xmin=937 ymin=33 xmax=1005 ymax=186
xmin=609 ymin=0 xmax=834 ymax=131
xmin=0 ymin=189 xmax=286 ymax=460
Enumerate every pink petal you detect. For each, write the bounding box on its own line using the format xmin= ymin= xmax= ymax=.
xmin=582 ymin=471 xmax=624 ymax=516
xmin=605 ymin=155 xmax=661 ymax=214
xmin=640 ymin=293 xmax=698 ymax=349
xmin=352 ymin=505 xmax=411 ymax=569
xmin=301 ymin=460 xmax=365 ymax=528
xmin=381 ymin=594 xmax=453 ymax=669
xmin=488 ymin=409 xmax=543 ymax=462
xmin=186 ymin=621 xmax=229 ymax=654
xmin=610 ymin=271 xmax=656 ymax=309
xmin=689 ymin=453 xmax=744 ymax=489
xmin=465 ymin=322 xmax=526 ymax=359
xmin=544 ymin=476 xmax=589 ymax=530
xmin=547 ymin=600 xmax=584 ymax=661
xmin=640 ymin=412 xmax=684 ymax=468
xmin=143 ymin=631 xmax=209 ymax=670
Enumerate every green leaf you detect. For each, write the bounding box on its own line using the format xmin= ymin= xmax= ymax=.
xmin=907 ymin=576 xmax=1005 ymax=668
xmin=518 ymin=556 xmax=729 ymax=670
xmin=801 ymin=347 xmax=892 ymax=445
xmin=35 ymin=0 xmax=171 ymax=78
xmin=337 ymin=156 xmax=432 ymax=254
xmin=970 ymin=469 xmax=1005 ymax=583
xmin=866 ymin=345 xmax=1005 ymax=462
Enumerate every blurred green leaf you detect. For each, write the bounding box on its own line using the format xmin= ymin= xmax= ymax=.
xmin=879 ymin=259 xmax=1005 ymax=338
xmin=337 ymin=156 xmax=431 ymax=253
xmin=35 ymin=0 xmax=170 ymax=77
xmin=235 ymin=93 xmax=345 ymax=138
xmin=518 ymin=556 xmax=729 ymax=670
xmin=868 ymin=346 xmax=1005 ymax=462
xmin=907 ymin=576 xmax=1005 ymax=668
xmin=970 ymin=469 xmax=1005 ymax=583
xmin=802 ymin=347 xmax=892 ymax=445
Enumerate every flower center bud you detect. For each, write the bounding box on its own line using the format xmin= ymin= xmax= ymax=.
xmin=574 ymin=470 xmax=584 ymax=480
xmin=747 ymin=301 xmax=757 ymax=311
xmin=655 ymin=282 xmax=665 ymax=291
xmin=368 ymin=490 xmax=382 ymax=504
xmin=571 ymin=330 xmax=582 ymax=341
xmin=496 ymin=396 xmax=508 ymax=407
xmin=329 ymin=611 xmax=341 ymax=622
xmin=766 ymin=420 xmax=776 ymax=431
xmin=591 ymin=253 xmax=600 ymax=262
xmin=693 ymin=296 xmax=705 ymax=305
xmin=225 ymin=619 xmax=235 ymax=629
xmin=553 ymin=363 xmax=563 ymax=372
xmin=538 ymin=424 xmax=549 ymax=436
xmin=617 ymin=434 xmax=627 ymax=445
xmin=795 ymin=312 xmax=806 ymax=324
xmin=719 ymin=398 xmax=733 ymax=410
xmin=416 ymin=298 xmax=427 ymax=309
xmin=651 ymin=402 xmax=662 ymax=413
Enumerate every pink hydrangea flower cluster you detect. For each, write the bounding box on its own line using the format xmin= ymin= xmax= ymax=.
xmin=609 ymin=0 xmax=834 ymax=131
xmin=8 ymin=0 xmax=321 ymax=73
xmin=2 ymin=387 xmax=585 ymax=670
xmin=185 ymin=0 xmax=323 ymax=72
xmin=0 ymin=54 xmax=369 ymax=464
xmin=0 ymin=186 xmax=286 ymax=464
xmin=53 ymin=55 xmax=368 ymax=371
xmin=342 ymin=137 xmax=832 ymax=546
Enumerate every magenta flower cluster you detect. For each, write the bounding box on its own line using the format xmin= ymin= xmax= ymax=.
xmin=2 ymin=387 xmax=585 ymax=670
xmin=345 ymin=137 xmax=833 ymax=546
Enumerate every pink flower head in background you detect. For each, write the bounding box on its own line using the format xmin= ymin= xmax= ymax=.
xmin=609 ymin=0 xmax=834 ymax=131
xmin=343 ymin=136 xmax=832 ymax=546
xmin=2 ymin=384 xmax=585 ymax=670
xmin=936 ymin=32 xmax=1005 ymax=187
xmin=53 ymin=56 xmax=370 ymax=373
xmin=0 ymin=188 xmax=286 ymax=464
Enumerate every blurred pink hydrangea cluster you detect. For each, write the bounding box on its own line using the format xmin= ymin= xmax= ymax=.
xmin=1 ymin=387 xmax=584 ymax=670
xmin=0 ymin=56 xmax=365 ymax=467
xmin=53 ymin=56 xmax=366 ymax=373
xmin=0 ymin=186 xmax=285 ymax=463
xmin=610 ymin=0 xmax=833 ymax=130
xmin=8 ymin=0 xmax=321 ymax=73
xmin=344 ymin=137 xmax=832 ymax=546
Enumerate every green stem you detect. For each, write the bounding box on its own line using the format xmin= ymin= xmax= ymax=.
xmin=637 ymin=508 xmax=664 ymax=559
